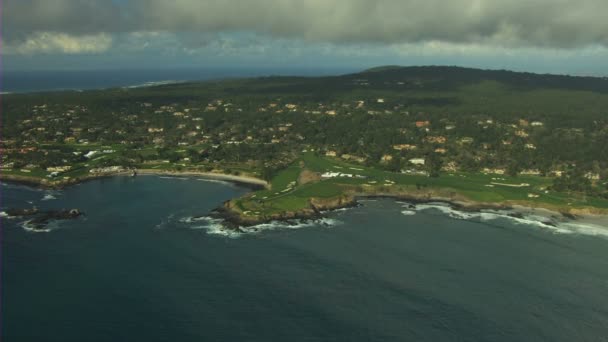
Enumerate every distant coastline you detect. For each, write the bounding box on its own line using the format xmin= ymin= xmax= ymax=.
xmin=0 ymin=169 xmax=268 ymax=190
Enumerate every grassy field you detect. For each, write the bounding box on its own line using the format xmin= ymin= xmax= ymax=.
xmin=4 ymin=150 xmax=608 ymax=215
xmin=232 ymin=152 xmax=608 ymax=217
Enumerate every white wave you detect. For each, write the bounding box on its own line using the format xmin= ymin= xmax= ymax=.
xmin=187 ymin=216 xmax=243 ymax=238
xmin=558 ymin=221 xmax=608 ymax=238
xmin=41 ymin=194 xmax=57 ymax=201
xmin=178 ymin=214 xmax=342 ymax=238
xmin=242 ymin=218 xmax=342 ymax=234
xmin=124 ymin=80 xmax=185 ymax=89
xmin=196 ymin=178 xmax=234 ymax=187
xmin=401 ymin=210 xmax=417 ymax=216
xmin=410 ymin=203 xmax=579 ymax=235
xmin=21 ymin=220 xmax=52 ymax=233
xmin=0 ymin=181 xmax=43 ymax=192
xmin=0 ymin=211 xmax=9 ymax=218
xmin=159 ymin=176 xmax=189 ymax=180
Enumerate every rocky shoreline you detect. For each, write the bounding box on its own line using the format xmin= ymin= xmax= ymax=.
xmin=210 ymin=189 xmax=603 ymax=231
xmin=4 ymin=208 xmax=83 ymax=231
xmin=209 ymin=195 xmax=359 ymax=231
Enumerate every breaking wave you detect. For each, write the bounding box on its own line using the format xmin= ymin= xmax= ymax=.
xmin=42 ymin=194 xmax=58 ymax=201
xmin=196 ymin=179 xmax=235 ymax=187
xmin=402 ymin=202 xmax=608 ymax=238
xmin=159 ymin=176 xmax=189 ymax=181
xmin=176 ymin=215 xmax=343 ymax=238
xmin=124 ymin=80 xmax=186 ymax=89
xmin=21 ymin=220 xmax=53 ymax=233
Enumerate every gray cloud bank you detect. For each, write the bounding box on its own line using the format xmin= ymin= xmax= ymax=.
xmin=5 ymin=0 xmax=608 ymax=49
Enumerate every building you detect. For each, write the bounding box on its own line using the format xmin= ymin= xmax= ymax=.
xmin=381 ymin=154 xmax=393 ymax=163
xmin=409 ymin=158 xmax=426 ymax=166
xmin=393 ymin=144 xmax=417 ymax=151
xmin=425 ymin=136 xmax=447 ymax=144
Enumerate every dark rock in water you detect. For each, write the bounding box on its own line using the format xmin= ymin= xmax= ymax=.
xmin=542 ymin=220 xmax=557 ymax=227
xmin=508 ymin=212 xmax=525 ymax=219
xmin=560 ymin=211 xmax=578 ymax=220
xmin=8 ymin=208 xmax=83 ymax=230
xmin=6 ymin=207 xmax=40 ymax=217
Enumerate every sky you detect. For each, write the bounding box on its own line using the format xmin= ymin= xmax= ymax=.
xmin=3 ymin=0 xmax=608 ymax=75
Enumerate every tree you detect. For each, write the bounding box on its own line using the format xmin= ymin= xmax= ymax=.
xmin=426 ymin=153 xmax=443 ymax=178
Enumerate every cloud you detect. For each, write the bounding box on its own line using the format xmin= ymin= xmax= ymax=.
xmin=4 ymin=32 xmax=113 ymax=55
xmin=4 ymin=0 xmax=608 ymax=54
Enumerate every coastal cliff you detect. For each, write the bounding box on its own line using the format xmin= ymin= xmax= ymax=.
xmin=211 ymin=184 xmax=608 ymax=230
xmin=212 ymin=194 xmax=358 ymax=229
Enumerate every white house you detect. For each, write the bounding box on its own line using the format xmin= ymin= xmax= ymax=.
xmin=409 ymin=158 xmax=426 ymax=166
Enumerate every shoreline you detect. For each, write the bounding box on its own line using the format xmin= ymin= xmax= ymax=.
xmin=3 ymin=172 xmax=607 ymax=232
xmin=213 ymin=189 xmax=608 ymax=230
xmin=0 ymin=169 xmax=268 ymax=191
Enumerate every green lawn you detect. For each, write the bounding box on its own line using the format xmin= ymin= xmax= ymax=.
xmin=234 ymin=152 xmax=608 ymax=217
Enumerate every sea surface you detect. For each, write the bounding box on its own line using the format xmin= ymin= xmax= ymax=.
xmin=1 ymin=67 xmax=355 ymax=94
xmin=2 ymin=177 xmax=608 ymax=341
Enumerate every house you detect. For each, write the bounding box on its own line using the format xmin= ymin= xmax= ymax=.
xmin=325 ymin=150 xmax=337 ymax=157
xmin=482 ymin=168 xmax=506 ymax=175
xmin=46 ymin=166 xmax=72 ymax=173
xmin=148 ymin=128 xmax=164 ymax=133
xmin=459 ymin=137 xmax=474 ymax=144
xmin=515 ymin=130 xmax=529 ymax=138
xmin=442 ymin=162 xmax=458 ymax=172
xmin=521 ymin=169 xmax=541 ymax=176
xmin=377 ymin=98 xmax=385 ymax=103
xmin=381 ymin=154 xmax=393 ymax=163
xmin=409 ymin=158 xmax=426 ymax=166
xmin=425 ymin=136 xmax=447 ymax=144
xmin=519 ymin=119 xmax=530 ymax=127
xmin=325 ymin=110 xmax=337 ymax=116
xmin=531 ymin=121 xmax=544 ymax=127
xmin=322 ymin=172 xmax=353 ymax=178
xmin=393 ymin=144 xmax=417 ymax=151
xmin=434 ymin=148 xmax=447 ymax=154
xmin=585 ymin=172 xmax=601 ymax=181
xmin=525 ymin=144 xmax=537 ymax=150
xmin=415 ymin=121 xmax=430 ymax=128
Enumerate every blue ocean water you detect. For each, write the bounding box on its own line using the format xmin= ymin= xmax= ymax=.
xmin=2 ymin=177 xmax=608 ymax=341
xmin=1 ymin=67 xmax=355 ymax=94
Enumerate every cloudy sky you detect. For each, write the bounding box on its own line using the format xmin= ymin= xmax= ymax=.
xmin=3 ymin=0 xmax=608 ymax=74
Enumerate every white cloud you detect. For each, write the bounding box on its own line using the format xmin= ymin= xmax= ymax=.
xmin=4 ymin=32 xmax=113 ymax=55
xmin=5 ymin=0 xmax=608 ymax=49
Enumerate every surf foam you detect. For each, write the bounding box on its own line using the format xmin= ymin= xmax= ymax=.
xmin=402 ymin=202 xmax=607 ymax=237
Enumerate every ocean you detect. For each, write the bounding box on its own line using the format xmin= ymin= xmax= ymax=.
xmin=1 ymin=67 xmax=356 ymax=94
xmin=2 ymin=176 xmax=608 ymax=341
